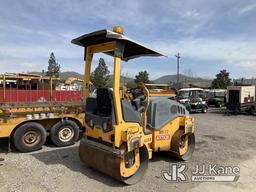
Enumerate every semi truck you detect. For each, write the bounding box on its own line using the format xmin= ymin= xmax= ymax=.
xmin=226 ymin=85 xmax=256 ymax=114
xmin=0 ymin=74 xmax=85 ymax=152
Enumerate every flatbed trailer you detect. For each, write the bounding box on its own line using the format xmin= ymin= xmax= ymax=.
xmin=0 ymin=74 xmax=86 ymax=152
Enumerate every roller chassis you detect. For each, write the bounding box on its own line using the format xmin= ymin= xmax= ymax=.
xmin=73 ymin=26 xmax=196 ymax=184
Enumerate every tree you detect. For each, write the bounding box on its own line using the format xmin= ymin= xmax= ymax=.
xmin=46 ymin=52 xmax=60 ymax=77
xmin=91 ymin=58 xmax=110 ymax=88
xmin=211 ymin=69 xmax=232 ymax=89
xmin=126 ymin=81 xmax=137 ymax=88
xmin=134 ymin=70 xmax=150 ymax=84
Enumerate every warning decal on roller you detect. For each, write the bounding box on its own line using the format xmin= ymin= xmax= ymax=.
xmin=156 ymin=135 xmax=170 ymax=140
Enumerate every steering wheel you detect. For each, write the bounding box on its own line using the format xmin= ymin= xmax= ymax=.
xmin=129 ymin=87 xmax=148 ymax=112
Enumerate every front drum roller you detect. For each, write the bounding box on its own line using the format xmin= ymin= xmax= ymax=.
xmin=79 ymin=138 xmax=148 ymax=185
xmin=170 ymin=130 xmax=195 ymax=161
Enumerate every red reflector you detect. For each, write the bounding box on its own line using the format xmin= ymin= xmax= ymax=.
xmin=4 ymin=108 xmax=11 ymax=116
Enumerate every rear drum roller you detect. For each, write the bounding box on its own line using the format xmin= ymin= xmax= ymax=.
xmin=79 ymin=138 xmax=148 ymax=185
xmin=171 ymin=130 xmax=195 ymax=161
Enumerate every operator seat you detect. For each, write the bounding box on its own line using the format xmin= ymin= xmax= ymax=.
xmin=96 ymin=88 xmax=113 ymax=116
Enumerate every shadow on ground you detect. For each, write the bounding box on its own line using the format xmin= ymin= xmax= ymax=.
xmin=31 ymin=145 xmax=181 ymax=187
xmin=31 ymin=145 xmax=122 ymax=187
xmin=0 ymin=135 xmax=81 ymax=153
xmin=207 ymin=107 xmax=256 ymax=116
xmin=0 ymin=138 xmax=9 ymax=153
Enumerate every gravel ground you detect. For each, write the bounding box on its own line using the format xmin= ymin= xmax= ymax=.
xmin=0 ymin=109 xmax=256 ymax=192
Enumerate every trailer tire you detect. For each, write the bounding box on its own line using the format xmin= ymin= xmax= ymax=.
xmin=50 ymin=120 xmax=79 ymax=147
xmin=13 ymin=122 xmax=47 ymax=152
xmin=249 ymin=106 xmax=255 ymax=115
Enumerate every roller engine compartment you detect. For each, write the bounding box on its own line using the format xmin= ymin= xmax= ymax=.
xmin=147 ymin=98 xmax=188 ymax=130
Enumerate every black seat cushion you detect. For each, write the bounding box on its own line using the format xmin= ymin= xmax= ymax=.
xmin=96 ymin=88 xmax=112 ymax=116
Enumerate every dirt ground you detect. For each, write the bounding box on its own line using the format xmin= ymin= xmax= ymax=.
xmin=0 ymin=109 xmax=256 ymax=192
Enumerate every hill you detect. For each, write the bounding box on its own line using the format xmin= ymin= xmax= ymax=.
xmin=109 ymin=75 xmax=134 ymax=83
xmin=28 ymin=71 xmax=135 ymax=85
xmin=28 ymin=71 xmax=84 ymax=80
xmin=59 ymin=72 xmax=84 ymax=80
xmin=154 ymin=74 xmax=208 ymax=83
xmin=27 ymin=71 xmax=212 ymax=87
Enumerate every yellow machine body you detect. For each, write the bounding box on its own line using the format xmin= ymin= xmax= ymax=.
xmin=72 ymin=27 xmax=195 ymax=184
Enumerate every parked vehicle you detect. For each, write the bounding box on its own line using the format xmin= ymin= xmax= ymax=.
xmin=0 ymin=74 xmax=85 ymax=152
xmin=226 ymin=85 xmax=256 ymax=115
xmin=73 ymin=26 xmax=195 ymax=184
xmin=178 ymin=88 xmax=208 ymax=113
xmin=206 ymin=89 xmax=226 ymax=107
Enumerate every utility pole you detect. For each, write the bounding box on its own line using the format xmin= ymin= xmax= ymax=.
xmin=175 ymin=52 xmax=181 ymax=84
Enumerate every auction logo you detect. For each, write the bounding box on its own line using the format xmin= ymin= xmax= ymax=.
xmin=162 ymin=164 xmax=187 ymax=182
xmin=162 ymin=163 xmax=240 ymax=182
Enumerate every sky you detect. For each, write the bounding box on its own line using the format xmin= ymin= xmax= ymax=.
xmin=0 ymin=0 xmax=256 ymax=80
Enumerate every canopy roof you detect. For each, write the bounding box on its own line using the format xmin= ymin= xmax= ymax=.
xmin=71 ymin=29 xmax=165 ymax=61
